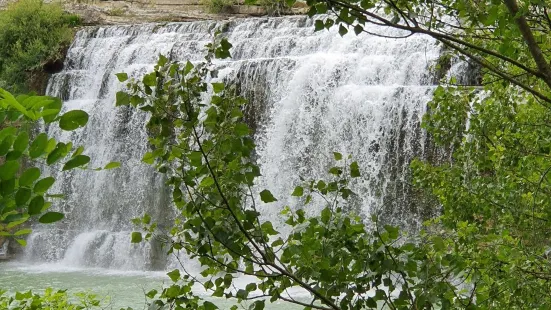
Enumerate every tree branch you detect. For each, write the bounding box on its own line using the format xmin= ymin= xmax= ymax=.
xmin=503 ymin=0 xmax=551 ymax=89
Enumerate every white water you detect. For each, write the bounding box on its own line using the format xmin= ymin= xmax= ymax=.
xmin=21 ymin=16 xmax=440 ymax=271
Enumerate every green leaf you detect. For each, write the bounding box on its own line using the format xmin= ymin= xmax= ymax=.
xmin=329 ymin=167 xmax=342 ymax=175
xmin=0 ymin=136 xmax=13 ymax=156
xmin=47 ymin=142 xmax=69 ymax=165
xmin=13 ymin=228 xmax=32 ymax=236
xmin=432 ymin=236 xmax=445 ymax=251
xmin=6 ymin=150 xmax=22 ymax=161
xmin=41 ymin=98 xmax=62 ymax=123
xmin=333 ymin=152 xmax=342 ymax=160
xmin=0 ymin=127 xmax=16 ymax=142
xmin=260 ymin=189 xmax=277 ymax=203
xmin=200 ymin=177 xmax=214 ymax=187
xmin=6 ymin=215 xmax=28 ymax=229
xmin=222 ymin=39 xmax=232 ymax=52
xmin=104 ymin=162 xmax=121 ymax=170
xmin=142 ymin=152 xmax=155 ymax=164
xmin=212 ymin=83 xmax=224 ymax=94
xmin=384 ymin=225 xmax=399 ymax=240
xmin=0 ymin=161 xmax=19 ymax=180
xmin=116 ymin=91 xmax=130 ymax=106
xmin=72 ymin=146 xmax=84 ymax=158
xmin=236 ymin=289 xmax=248 ymax=299
xmin=142 ymin=213 xmax=151 ymax=224
xmin=16 ymin=239 xmax=27 ymax=246
xmin=19 ymin=167 xmax=41 ymax=187
xmin=366 ymin=297 xmax=377 ymax=308
xmin=59 ymin=110 xmax=89 ymax=131
xmin=62 ymin=155 xmax=90 ymax=171
xmin=143 ymin=72 xmax=157 ymax=87
xmin=28 ymin=196 xmax=45 ymax=215
xmin=339 ymin=24 xmax=348 ymax=36
xmin=188 ymin=151 xmax=202 ymax=167
xmin=321 ymin=207 xmax=332 ymax=224
xmin=234 ymin=123 xmax=250 ymax=137
xmin=261 ymin=221 xmax=278 ymax=235
xmin=251 ymin=300 xmax=265 ymax=310
xmin=44 ymin=138 xmax=56 ymax=154
xmin=29 ymin=133 xmax=48 ymax=158
xmin=0 ymin=178 xmax=15 ymax=195
xmin=184 ymin=61 xmax=194 ymax=75
xmin=291 ymin=186 xmax=304 ymax=197
xmin=131 ymin=231 xmax=142 ymax=243
xmin=38 ymin=212 xmax=64 ymax=224
xmin=13 ymin=131 xmax=29 ymax=153
xmin=167 ymin=269 xmax=180 ymax=282
xmin=0 ymin=88 xmax=32 ymax=119
xmin=203 ymin=301 xmax=218 ymax=310
xmin=246 ymin=283 xmax=257 ymax=292
xmin=15 ymin=188 xmax=31 ymax=206
xmin=145 ymin=289 xmax=157 ymax=299
xmin=116 ymin=72 xmax=129 ymax=82
xmin=315 ymin=20 xmax=325 ymax=31
xmin=34 ymin=177 xmax=55 ymax=194
xmin=354 ymin=24 xmax=364 ymax=35
xmin=350 ymin=161 xmax=360 ymax=177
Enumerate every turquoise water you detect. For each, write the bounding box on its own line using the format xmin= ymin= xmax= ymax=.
xmin=0 ymin=262 xmax=303 ymax=309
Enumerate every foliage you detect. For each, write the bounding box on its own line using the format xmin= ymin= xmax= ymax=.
xmin=114 ymin=34 xmax=538 ymax=309
xmin=257 ymin=0 xmax=288 ymax=15
xmin=0 ymin=288 xmax=105 ymax=310
xmin=0 ymin=0 xmax=80 ymax=93
xmin=0 ymin=88 xmax=119 ymax=245
xmin=107 ymin=7 xmax=126 ymax=17
xmin=202 ymin=0 xmax=234 ymax=14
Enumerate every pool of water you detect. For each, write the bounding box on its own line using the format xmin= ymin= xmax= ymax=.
xmin=0 ymin=262 xmax=304 ymax=309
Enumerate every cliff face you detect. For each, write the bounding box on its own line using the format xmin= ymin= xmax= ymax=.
xmin=1 ymin=0 xmax=307 ymax=25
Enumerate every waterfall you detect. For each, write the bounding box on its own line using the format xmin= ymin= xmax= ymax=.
xmin=24 ymin=16 xmax=440 ymax=270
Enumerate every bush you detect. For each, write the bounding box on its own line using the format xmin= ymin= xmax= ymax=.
xmin=0 ymin=0 xmax=79 ymax=93
xmin=258 ymin=0 xmax=288 ymax=15
xmin=202 ymin=0 xmax=234 ymax=13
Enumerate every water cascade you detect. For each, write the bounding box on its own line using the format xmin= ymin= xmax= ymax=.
xmin=24 ymin=16 xmax=441 ymax=270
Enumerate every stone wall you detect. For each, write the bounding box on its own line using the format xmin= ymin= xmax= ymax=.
xmin=1 ymin=0 xmax=308 ymax=25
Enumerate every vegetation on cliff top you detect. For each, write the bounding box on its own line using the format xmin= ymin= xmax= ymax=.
xmin=0 ymin=0 xmax=80 ymax=94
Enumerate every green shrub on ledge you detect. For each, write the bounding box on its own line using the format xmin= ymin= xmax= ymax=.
xmin=202 ymin=0 xmax=234 ymax=13
xmin=0 ymin=0 xmax=81 ymax=94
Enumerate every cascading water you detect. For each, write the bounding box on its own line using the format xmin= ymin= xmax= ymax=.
xmin=23 ymin=16 xmax=441 ymax=271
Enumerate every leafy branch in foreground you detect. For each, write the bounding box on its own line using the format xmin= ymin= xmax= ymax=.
xmin=0 ymin=288 xmax=106 ymax=310
xmin=116 ymin=35 xmax=551 ymax=309
xmin=0 ymin=89 xmax=120 ymax=245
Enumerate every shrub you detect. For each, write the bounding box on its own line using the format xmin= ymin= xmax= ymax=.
xmin=0 ymin=0 xmax=79 ymax=93
xmin=258 ymin=0 xmax=288 ymax=15
xmin=202 ymin=0 xmax=234 ymax=13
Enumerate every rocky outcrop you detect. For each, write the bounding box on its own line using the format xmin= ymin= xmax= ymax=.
xmin=1 ymin=0 xmax=308 ymax=25
xmin=0 ymin=238 xmax=10 ymax=260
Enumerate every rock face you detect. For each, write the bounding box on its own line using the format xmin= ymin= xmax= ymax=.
xmin=1 ymin=0 xmax=308 ymax=25
xmin=0 ymin=238 xmax=9 ymax=259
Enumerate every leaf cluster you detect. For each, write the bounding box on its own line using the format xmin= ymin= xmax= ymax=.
xmin=0 ymin=88 xmax=118 ymax=243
